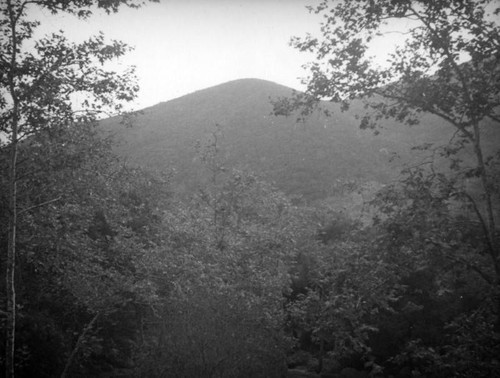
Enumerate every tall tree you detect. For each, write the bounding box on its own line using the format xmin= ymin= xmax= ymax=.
xmin=0 ymin=1 xmax=156 ymax=376
xmin=278 ymin=0 xmax=499 ymax=326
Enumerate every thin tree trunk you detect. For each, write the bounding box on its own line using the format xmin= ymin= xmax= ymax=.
xmin=5 ymin=1 xmax=19 ymax=376
xmin=318 ymin=337 xmax=324 ymax=374
xmin=60 ymin=312 xmax=100 ymax=378
xmin=471 ymin=122 xmax=497 ymax=258
xmin=471 ymin=121 xmax=500 ymax=332
xmin=6 ymin=141 xmax=18 ymax=378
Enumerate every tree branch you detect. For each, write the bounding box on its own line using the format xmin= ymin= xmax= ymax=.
xmin=452 ymin=191 xmax=497 ymax=265
xmin=428 ymin=239 xmax=494 ymax=285
xmin=373 ymin=88 xmax=475 ymax=140
xmin=18 ymin=196 xmax=61 ymax=215
xmin=451 ymin=255 xmax=493 ymax=285
xmin=60 ymin=312 xmax=100 ymax=378
xmin=487 ymin=113 xmax=500 ymax=123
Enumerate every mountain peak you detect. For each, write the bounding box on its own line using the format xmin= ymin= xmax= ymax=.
xmin=139 ymin=78 xmax=294 ymax=117
xmin=207 ymin=77 xmax=293 ymax=90
xmin=166 ymin=78 xmax=294 ymax=103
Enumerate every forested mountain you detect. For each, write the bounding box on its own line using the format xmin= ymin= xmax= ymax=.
xmin=101 ymin=78 xmax=467 ymax=201
xmin=2 ymin=0 xmax=499 ymax=377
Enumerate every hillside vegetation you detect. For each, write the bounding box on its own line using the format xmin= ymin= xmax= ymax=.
xmin=101 ymin=78 xmax=463 ymax=201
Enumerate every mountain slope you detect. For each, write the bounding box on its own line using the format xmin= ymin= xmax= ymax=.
xmin=101 ymin=78 xmax=464 ymax=200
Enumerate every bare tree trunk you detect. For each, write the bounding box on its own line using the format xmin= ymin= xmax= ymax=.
xmin=60 ymin=312 xmax=100 ymax=378
xmin=471 ymin=122 xmax=500 ymax=331
xmin=472 ymin=123 xmax=497 ymax=257
xmin=6 ymin=141 xmax=18 ymax=378
xmin=318 ymin=338 xmax=324 ymax=374
xmin=5 ymin=1 xmax=19 ymax=376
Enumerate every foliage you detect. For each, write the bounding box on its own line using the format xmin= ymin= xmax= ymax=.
xmin=2 ymin=1 xmax=500 ymax=376
xmin=285 ymin=224 xmax=400 ymax=372
xmin=0 ymin=2 xmax=150 ymax=140
xmin=139 ymin=286 xmax=287 ymax=378
xmin=280 ymin=166 xmax=498 ymax=376
xmin=281 ymin=0 xmax=500 ymax=125
xmin=280 ymin=0 xmax=500 ymax=263
xmin=131 ymin=132 xmax=314 ymax=377
xmin=0 ymin=120 xmax=169 ymax=376
xmin=273 ymin=1 xmax=500 ymax=374
xmin=1 ymin=1 xmax=159 ymax=376
xmin=366 ymin=168 xmax=498 ymax=376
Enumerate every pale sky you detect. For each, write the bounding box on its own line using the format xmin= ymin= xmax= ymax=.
xmin=30 ymin=0 xmax=322 ymax=110
xmin=27 ymin=0 xmax=421 ymax=113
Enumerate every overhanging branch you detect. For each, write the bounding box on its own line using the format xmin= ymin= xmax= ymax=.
xmin=18 ymin=196 xmax=61 ymax=215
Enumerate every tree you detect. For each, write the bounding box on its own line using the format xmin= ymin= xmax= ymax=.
xmin=368 ymin=167 xmax=499 ymax=376
xmin=281 ymin=203 xmax=402 ymax=375
xmin=0 ymin=1 xmax=156 ymax=376
xmin=135 ymin=132 xmax=305 ymax=376
xmin=0 ymin=119 xmax=170 ymax=376
xmin=278 ymin=0 xmax=499 ymax=328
